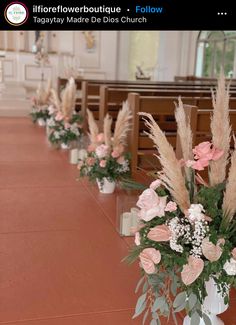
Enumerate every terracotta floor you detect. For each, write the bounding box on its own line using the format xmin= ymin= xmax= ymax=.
xmin=0 ymin=118 xmax=235 ymax=325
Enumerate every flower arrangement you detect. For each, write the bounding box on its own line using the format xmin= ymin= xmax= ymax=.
xmin=47 ymin=78 xmax=83 ymax=147
xmin=78 ymin=102 xmax=132 ymax=187
xmin=127 ymin=74 xmax=236 ymax=325
xmin=30 ymin=78 xmax=52 ymax=124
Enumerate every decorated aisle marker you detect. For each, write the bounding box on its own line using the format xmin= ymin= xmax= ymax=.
xmin=126 ymin=73 xmax=236 ymax=325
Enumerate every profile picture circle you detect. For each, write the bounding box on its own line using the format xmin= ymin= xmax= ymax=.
xmin=4 ymin=2 xmax=28 ymax=26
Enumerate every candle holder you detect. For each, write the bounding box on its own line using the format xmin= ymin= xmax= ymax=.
xmin=116 ymin=193 xmax=139 ymax=236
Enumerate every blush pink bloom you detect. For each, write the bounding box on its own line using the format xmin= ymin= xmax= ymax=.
xmin=95 ymin=144 xmax=109 ymax=159
xmin=117 ymin=155 xmax=125 ymax=164
xmin=165 ymin=201 xmax=177 ymax=212
xmin=193 ymin=141 xmax=214 ymax=160
xmin=137 ymin=189 xmax=167 ymax=221
xmin=99 ymin=159 xmax=107 ymax=168
xmin=87 ymin=144 xmax=96 ymax=153
xmin=55 ymin=112 xmax=64 ymax=121
xmin=181 ymin=256 xmax=204 ymax=285
xmin=64 ymin=122 xmax=71 ymax=129
xmin=149 ymin=179 xmax=162 ymax=190
xmin=232 ymin=248 xmax=236 ymax=260
xmin=86 ymin=157 xmax=96 ymax=166
xmin=111 ymin=150 xmax=120 ymax=158
xmin=48 ymin=105 xmax=55 ymax=115
xmin=139 ymin=248 xmax=161 ymax=274
xmin=186 ymin=142 xmax=224 ymax=171
xmin=96 ymin=133 xmax=104 ymax=143
xmin=186 ymin=159 xmax=209 ymax=171
xmin=111 ymin=144 xmax=124 ymax=158
xmin=147 ymin=224 xmax=171 ymax=242
xmin=202 ymin=237 xmax=225 ymax=262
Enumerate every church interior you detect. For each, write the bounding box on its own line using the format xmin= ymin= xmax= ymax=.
xmin=1 ymin=30 xmax=236 ymax=325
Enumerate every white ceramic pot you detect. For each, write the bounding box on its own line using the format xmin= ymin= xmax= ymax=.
xmin=183 ymin=278 xmax=229 ymax=325
xmin=96 ymin=178 xmax=116 ymax=194
xmin=37 ymin=118 xmax=46 ymax=127
xmin=61 ymin=143 xmax=70 ymax=150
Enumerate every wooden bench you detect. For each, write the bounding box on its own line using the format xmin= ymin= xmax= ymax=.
xmin=127 ymin=93 xmax=198 ymax=176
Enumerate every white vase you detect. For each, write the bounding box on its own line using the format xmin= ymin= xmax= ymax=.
xmin=96 ymin=178 xmax=116 ymax=194
xmin=183 ymin=278 xmax=229 ymax=325
xmin=61 ymin=143 xmax=70 ymax=150
xmin=37 ymin=118 xmax=46 ymax=127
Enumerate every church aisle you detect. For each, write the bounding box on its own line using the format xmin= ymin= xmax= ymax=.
xmin=1 ymin=118 xmax=235 ymax=325
xmin=0 ymin=118 xmax=141 ymax=325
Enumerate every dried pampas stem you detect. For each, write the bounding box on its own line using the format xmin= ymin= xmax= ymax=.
xmin=175 ymin=97 xmax=193 ymax=181
xmin=50 ymin=89 xmax=61 ymax=112
xmin=87 ymin=109 xmax=99 ymax=144
xmin=210 ymin=72 xmax=231 ymax=186
xmin=139 ymin=112 xmax=190 ymax=213
xmin=43 ymin=78 xmax=52 ymax=104
xmin=61 ymin=78 xmax=76 ymax=118
xmin=223 ymin=137 xmax=236 ymax=224
xmin=103 ymin=114 xmax=112 ymax=147
xmin=113 ymin=101 xmax=132 ymax=148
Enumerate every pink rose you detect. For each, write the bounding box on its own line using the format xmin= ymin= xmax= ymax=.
xmin=96 ymin=133 xmax=104 ymax=143
xmin=55 ymin=112 xmax=64 ymax=121
xmin=165 ymin=201 xmax=177 ymax=212
xmin=86 ymin=157 xmax=96 ymax=166
xmin=137 ymin=189 xmax=161 ymax=210
xmin=117 ymin=155 xmax=125 ymax=164
xmin=64 ymin=122 xmax=71 ymax=129
xmin=87 ymin=144 xmax=96 ymax=153
xmin=149 ymin=179 xmax=162 ymax=190
xmin=134 ymin=232 xmax=141 ymax=246
xmin=99 ymin=159 xmax=107 ymax=168
xmin=95 ymin=144 xmax=109 ymax=159
xmin=147 ymin=224 xmax=171 ymax=242
xmin=137 ymin=189 xmax=167 ymax=221
xmin=139 ymin=248 xmax=161 ymax=274
xmin=181 ymin=256 xmax=204 ymax=285
xmin=202 ymin=237 xmax=225 ymax=262
xmin=111 ymin=150 xmax=120 ymax=158
xmin=111 ymin=144 xmax=124 ymax=158
xmin=232 ymin=248 xmax=236 ymax=260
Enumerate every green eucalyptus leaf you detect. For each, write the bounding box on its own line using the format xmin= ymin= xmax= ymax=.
xmin=202 ymin=313 xmax=212 ymax=325
xmin=133 ymin=293 xmax=147 ymax=318
xmin=152 ymin=312 xmax=160 ymax=320
xmin=142 ymin=281 xmax=149 ymax=293
xmin=174 ymin=301 xmax=186 ymax=312
xmin=190 ymin=312 xmax=200 ymax=325
xmin=150 ymin=319 xmax=158 ymax=325
xmin=188 ymin=293 xmax=198 ymax=310
xmin=173 ymin=291 xmax=187 ymax=308
xmin=133 ymin=301 xmax=147 ymax=319
xmin=152 ymin=296 xmax=165 ymax=312
xmin=135 ymin=276 xmax=145 ymax=293
xmin=142 ymin=309 xmax=149 ymax=325
xmin=171 ymin=276 xmax=178 ymax=296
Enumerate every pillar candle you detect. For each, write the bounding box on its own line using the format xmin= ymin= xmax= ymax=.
xmin=131 ymin=207 xmax=140 ymax=228
xmin=70 ymin=148 xmax=79 ymax=164
xmin=121 ymin=212 xmax=132 ymax=236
